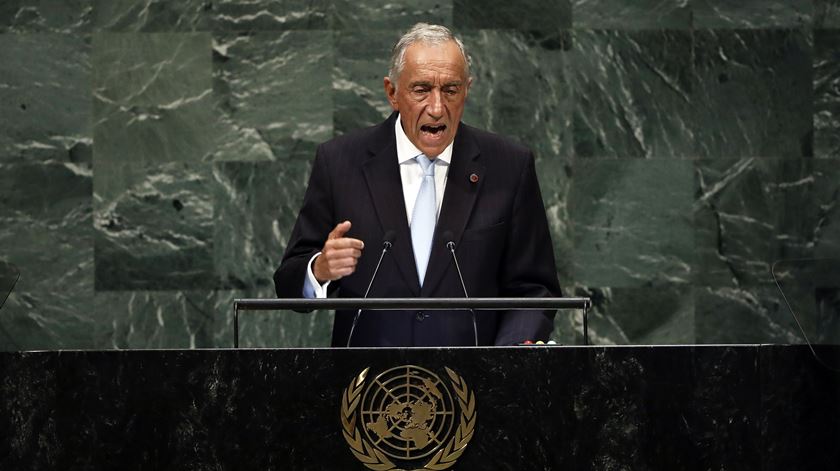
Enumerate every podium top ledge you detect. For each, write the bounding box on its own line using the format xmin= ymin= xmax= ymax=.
xmin=233 ymin=297 xmax=592 ymax=311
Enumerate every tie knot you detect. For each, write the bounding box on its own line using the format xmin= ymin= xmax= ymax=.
xmin=416 ymin=154 xmax=435 ymax=177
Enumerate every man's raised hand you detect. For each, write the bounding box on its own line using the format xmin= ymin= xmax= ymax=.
xmin=313 ymin=221 xmax=365 ymax=283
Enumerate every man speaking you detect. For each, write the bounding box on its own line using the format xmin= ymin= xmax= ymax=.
xmin=274 ymin=23 xmax=561 ymax=347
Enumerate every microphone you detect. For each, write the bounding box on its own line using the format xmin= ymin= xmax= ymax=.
xmin=442 ymin=230 xmax=478 ymax=346
xmin=346 ymin=230 xmax=395 ymax=347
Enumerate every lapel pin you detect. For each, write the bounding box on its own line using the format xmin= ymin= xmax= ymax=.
xmin=469 ymin=173 xmax=479 ymax=183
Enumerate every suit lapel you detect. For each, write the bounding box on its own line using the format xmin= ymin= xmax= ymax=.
xmin=362 ymin=115 xmax=421 ymax=295
xmin=422 ymin=125 xmax=484 ymax=296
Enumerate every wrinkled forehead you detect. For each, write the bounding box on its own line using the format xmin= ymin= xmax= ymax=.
xmin=403 ymin=41 xmax=469 ymax=80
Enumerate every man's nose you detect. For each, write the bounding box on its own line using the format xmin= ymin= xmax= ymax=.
xmin=426 ymin=89 xmax=444 ymax=118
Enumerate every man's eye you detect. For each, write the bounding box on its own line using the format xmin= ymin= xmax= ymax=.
xmin=413 ymin=88 xmax=430 ymax=94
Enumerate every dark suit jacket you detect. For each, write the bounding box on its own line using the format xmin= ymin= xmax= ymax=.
xmin=274 ymin=113 xmax=561 ymax=347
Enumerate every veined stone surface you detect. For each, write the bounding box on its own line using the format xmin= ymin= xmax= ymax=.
xmin=454 ymin=0 xmax=571 ymax=29
xmin=0 ymin=0 xmax=92 ymax=33
xmin=93 ymin=0 xmax=331 ymax=31
xmin=692 ymin=29 xmax=813 ymax=158
xmin=93 ymin=290 xmax=218 ymax=349
xmin=0 ymin=34 xmax=91 ymax=163
xmin=572 ymin=0 xmax=691 ymax=29
xmin=815 ymin=0 xmax=840 ymax=26
xmin=571 ymin=30 xmax=694 ymax=158
xmin=569 ymin=159 xmax=694 ymax=288
xmin=694 ymin=158 xmax=840 ymax=287
xmin=695 ymin=286 xmax=801 ymax=344
xmin=212 ymin=160 xmax=312 ymax=289
xmin=551 ymin=284 xmax=697 ymax=345
xmin=94 ymin=162 xmax=215 ymax=290
xmin=333 ymin=29 xmax=399 ymax=136
xmin=0 ymin=32 xmax=94 ymax=350
xmin=0 ymin=161 xmax=94 ymax=350
xmin=692 ymin=0 xmax=812 ymax=28
xmin=212 ymin=31 xmax=333 ymax=161
xmin=92 ymin=32 xmax=216 ymax=165
xmin=462 ymin=30 xmax=573 ymax=161
xmin=814 ymin=29 xmax=840 ymax=157
xmin=331 ymin=0 xmax=452 ymax=29
xmin=216 ymin=289 xmax=333 ymax=348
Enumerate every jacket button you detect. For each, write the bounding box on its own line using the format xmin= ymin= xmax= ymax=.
xmin=416 ymin=311 xmax=425 ymax=322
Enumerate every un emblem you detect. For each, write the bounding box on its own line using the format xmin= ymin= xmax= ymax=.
xmin=340 ymin=365 xmax=477 ymax=470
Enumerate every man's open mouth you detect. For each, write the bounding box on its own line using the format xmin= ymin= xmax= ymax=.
xmin=420 ymin=124 xmax=447 ymax=135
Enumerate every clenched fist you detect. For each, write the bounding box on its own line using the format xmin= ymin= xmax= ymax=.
xmin=313 ymin=221 xmax=365 ymax=283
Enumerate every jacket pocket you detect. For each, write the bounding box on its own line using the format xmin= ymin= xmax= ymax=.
xmin=460 ymin=220 xmax=507 ymax=242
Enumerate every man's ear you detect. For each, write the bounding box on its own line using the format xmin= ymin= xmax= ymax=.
xmin=383 ymin=77 xmax=399 ymax=111
xmin=464 ymin=77 xmax=473 ymax=99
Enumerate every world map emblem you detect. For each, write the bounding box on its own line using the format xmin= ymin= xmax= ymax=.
xmin=340 ymin=365 xmax=477 ymax=470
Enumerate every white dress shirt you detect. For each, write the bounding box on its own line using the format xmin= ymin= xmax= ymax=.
xmin=303 ymin=115 xmax=453 ymax=297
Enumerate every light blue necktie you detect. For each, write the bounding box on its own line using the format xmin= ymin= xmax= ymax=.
xmin=411 ymin=154 xmax=436 ymax=286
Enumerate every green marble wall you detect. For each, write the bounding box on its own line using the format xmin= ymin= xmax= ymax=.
xmin=1 ymin=0 xmax=838 ymax=350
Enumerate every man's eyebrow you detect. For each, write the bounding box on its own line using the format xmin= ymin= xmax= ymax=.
xmin=408 ymin=80 xmax=464 ymax=88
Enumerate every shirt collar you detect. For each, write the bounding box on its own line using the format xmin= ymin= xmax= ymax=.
xmin=394 ymin=114 xmax=453 ymax=165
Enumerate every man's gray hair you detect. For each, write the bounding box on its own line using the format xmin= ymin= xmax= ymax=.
xmin=388 ymin=23 xmax=471 ymax=86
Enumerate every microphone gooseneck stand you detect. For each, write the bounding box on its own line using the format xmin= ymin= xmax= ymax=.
xmin=346 ymin=231 xmax=395 ymax=347
xmin=443 ymin=235 xmax=479 ymax=347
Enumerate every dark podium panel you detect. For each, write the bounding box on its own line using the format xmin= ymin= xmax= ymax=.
xmin=1 ymin=346 xmax=838 ymax=470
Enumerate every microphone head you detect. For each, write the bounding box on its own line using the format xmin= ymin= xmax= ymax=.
xmin=382 ymin=230 xmax=396 ymax=248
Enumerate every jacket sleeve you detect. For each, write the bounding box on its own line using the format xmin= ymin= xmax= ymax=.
xmin=493 ymin=153 xmax=562 ymax=345
xmin=273 ymin=144 xmax=336 ymax=300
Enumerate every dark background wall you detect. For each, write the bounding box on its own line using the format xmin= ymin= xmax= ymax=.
xmin=0 ymin=0 xmax=838 ymax=350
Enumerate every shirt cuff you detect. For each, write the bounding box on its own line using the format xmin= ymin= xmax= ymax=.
xmin=303 ymin=252 xmax=331 ymax=299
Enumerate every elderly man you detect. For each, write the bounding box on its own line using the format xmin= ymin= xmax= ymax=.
xmin=274 ymin=23 xmax=561 ymax=347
